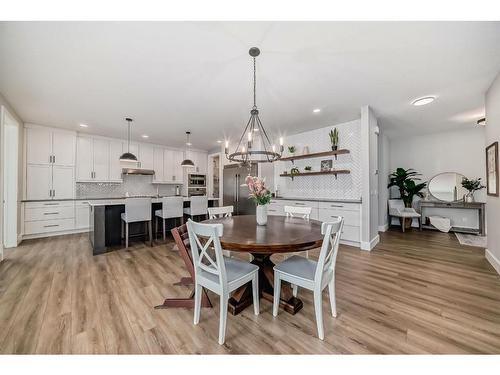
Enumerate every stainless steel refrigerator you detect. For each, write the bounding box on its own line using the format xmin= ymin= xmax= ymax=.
xmin=223 ymin=163 xmax=257 ymax=215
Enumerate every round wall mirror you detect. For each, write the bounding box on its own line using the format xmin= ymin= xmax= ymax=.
xmin=428 ymin=172 xmax=467 ymax=202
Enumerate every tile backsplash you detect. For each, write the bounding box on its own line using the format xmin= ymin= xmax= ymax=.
xmin=76 ymin=175 xmax=178 ymax=198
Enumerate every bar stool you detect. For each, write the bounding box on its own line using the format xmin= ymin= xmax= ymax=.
xmin=155 ymin=196 xmax=184 ymax=240
xmin=183 ymin=196 xmax=208 ymax=222
xmin=121 ymin=197 xmax=153 ymax=249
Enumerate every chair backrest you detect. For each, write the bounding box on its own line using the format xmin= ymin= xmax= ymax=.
xmin=284 ymin=205 xmax=312 ymax=220
xmin=187 ymin=219 xmax=227 ymax=287
xmin=315 ymin=217 xmax=344 ymax=283
xmin=388 ymin=199 xmax=404 ymax=210
xmin=208 ymin=205 xmax=233 ymax=219
xmin=162 ymin=196 xmax=184 ymax=219
xmin=189 ymin=196 xmax=208 ymax=216
xmin=125 ymin=197 xmax=152 ymax=222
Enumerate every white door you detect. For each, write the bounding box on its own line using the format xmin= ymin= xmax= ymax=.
xmin=76 ymin=137 xmax=93 ymax=181
xmin=139 ymin=144 xmax=154 ymax=170
xmin=109 ymin=140 xmax=123 ymax=181
xmin=93 ymin=138 xmax=110 ymax=181
xmin=52 ymin=166 xmax=74 ymax=199
xmin=26 ymin=127 xmax=52 ymax=165
xmin=52 ymin=131 xmax=76 ymax=166
xmin=26 ymin=164 xmax=52 ymax=200
xmin=153 ymin=147 xmax=164 ymax=182
xmin=173 ymin=150 xmax=184 ymax=183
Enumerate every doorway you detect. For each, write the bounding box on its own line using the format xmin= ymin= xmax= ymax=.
xmin=1 ymin=106 xmax=19 ymax=257
xmin=208 ymin=153 xmax=221 ymax=200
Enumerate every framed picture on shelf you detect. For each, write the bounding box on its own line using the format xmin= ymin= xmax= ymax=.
xmin=320 ymin=159 xmax=332 ymax=172
xmin=486 ymin=141 xmax=499 ymax=196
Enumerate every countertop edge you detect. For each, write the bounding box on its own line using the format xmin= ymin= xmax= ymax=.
xmin=272 ymin=197 xmax=362 ymax=203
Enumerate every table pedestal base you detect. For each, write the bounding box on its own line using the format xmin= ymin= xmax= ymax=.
xmin=228 ymin=253 xmax=303 ymax=316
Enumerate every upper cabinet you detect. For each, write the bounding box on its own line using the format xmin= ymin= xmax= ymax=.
xmin=138 ymin=144 xmax=154 ymax=170
xmin=26 ymin=125 xmax=76 ymax=166
xmin=153 ymin=147 xmax=164 ymax=182
xmin=161 ymin=149 xmax=184 ymax=184
xmin=76 ymin=136 xmax=122 ymax=182
xmin=187 ymin=150 xmax=208 ymax=174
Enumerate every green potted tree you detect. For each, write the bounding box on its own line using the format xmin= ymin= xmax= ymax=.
xmin=388 ymin=168 xmax=427 ymax=228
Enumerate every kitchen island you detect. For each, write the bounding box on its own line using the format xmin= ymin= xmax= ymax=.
xmin=89 ymin=197 xmax=219 ymax=255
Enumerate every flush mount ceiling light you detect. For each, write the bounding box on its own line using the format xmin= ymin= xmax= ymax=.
xmin=119 ymin=118 xmax=138 ymax=163
xmin=477 ymin=117 xmax=486 ymax=126
xmin=225 ymin=47 xmax=283 ymax=164
xmin=412 ymin=96 xmax=436 ymax=106
xmin=313 ymin=108 xmax=321 ymax=113
xmin=181 ymin=131 xmax=195 ymax=168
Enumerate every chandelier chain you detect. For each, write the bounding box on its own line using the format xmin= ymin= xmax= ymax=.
xmin=253 ymin=57 xmax=257 ymax=109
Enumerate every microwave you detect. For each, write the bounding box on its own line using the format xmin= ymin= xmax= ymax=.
xmin=188 ymin=174 xmax=206 ymax=187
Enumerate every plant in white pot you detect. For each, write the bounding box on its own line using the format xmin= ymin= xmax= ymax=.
xmin=245 ymin=175 xmax=272 ymax=226
xmin=461 ymin=177 xmax=485 ymax=203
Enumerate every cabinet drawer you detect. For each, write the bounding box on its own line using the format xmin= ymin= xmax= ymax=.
xmin=277 ymin=200 xmax=319 ymax=209
xmin=25 ymin=205 xmax=75 ymax=222
xmin=318 ymin=208 xmax=360 ymax=227
xmin=25 ymin=218 xmax=75 ymax=235
xmin=318 ymin=201 xmax=360 ymax=211
xmin=267 ymin=205 xmax=284 ymax=216
xmin=25 ymin=200 xmax=75 ymax=209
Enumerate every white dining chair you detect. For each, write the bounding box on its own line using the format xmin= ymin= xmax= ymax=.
xmin=155 ymin=196 xmax=184 ymax=240
xmin=284 ymin=205 xmax=313 ymax=258
xmin=121 ymin=197 xmax=153 ymax=249
xmin=184 ymin=196 xmax=208 ymax=221
xmin=187 ymin=219 xmax=260 ymax=345
xmin=273 ymin=217 xmax=344 ymax=340
xmin=208 ymin=205 xmax=233 ymax=219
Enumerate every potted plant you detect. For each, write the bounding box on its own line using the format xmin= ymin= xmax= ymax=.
xmin=290 ymin=167 xmax=300 ymax=180
xmin=304 ymin=166 xmax=312 ymax=172
xmin=388 ymin=168 xmax=427 ymax=228
xmin=461 ymin=177 xmax=485 ymax=203
xmin=245 ymin=175 xmax=272 ymax=226
xmin=288 ymin=146 xmax=296 ymax=156
xmin=329 ymin=128 xmax=339 ymax=151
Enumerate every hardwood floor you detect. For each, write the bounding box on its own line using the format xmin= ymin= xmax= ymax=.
xmin=1 ymin=228 xmax=500 ymax=354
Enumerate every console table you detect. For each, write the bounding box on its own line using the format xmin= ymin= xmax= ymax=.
xmin=418 ymin=200 xmax=486 ymax=235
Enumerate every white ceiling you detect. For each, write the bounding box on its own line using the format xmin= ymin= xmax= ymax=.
xmin=1 ymin=21 xmax=499 ymax=150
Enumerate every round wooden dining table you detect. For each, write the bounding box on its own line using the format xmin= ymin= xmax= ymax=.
xmin=202 ymin=214 xmax=324 ymax=315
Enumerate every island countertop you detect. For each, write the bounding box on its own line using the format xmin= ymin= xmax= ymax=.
xmin=86 ymin=196 xmax=220 ymax=207
xmin=22 ymin=196 xmax=220 ymax=204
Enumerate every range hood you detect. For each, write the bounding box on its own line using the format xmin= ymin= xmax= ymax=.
xmin=122 ymin=168 xmax=155 ymax=176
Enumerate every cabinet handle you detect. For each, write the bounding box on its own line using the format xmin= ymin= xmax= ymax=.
xmin=44 ymin=202 xmax=59 ymax=206
xmin=53 ymin=189 xmax=56 ymax=197
xmin=44 ymin=224 xmax=60 ymax=228
xmin=330 ymin=204 xmax=344 ymax=208
xmin=53 ymin=155 xmax=56 ymax=164
xmin=294 ymin=203 xmax=305 ymax=206
xmin=173 ymin=175 xmax=176 ymax=181
xmin=44 ymin=212 xmax=59 ymax=215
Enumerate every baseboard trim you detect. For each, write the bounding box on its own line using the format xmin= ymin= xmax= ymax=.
xmin=22 ymin=228 xmax=90 ymax=241
xmin=378 ymin=223 xmax=389 ymax=232
xmin=485 ymin=248 xmax=500 ymax=276
xmin=360 ymin=235 xmax=380 ymax=251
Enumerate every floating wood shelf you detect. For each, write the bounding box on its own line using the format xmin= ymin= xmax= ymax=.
xmin=280 ymin=170 xmax=350 ymax=179
xmin=280 ymin=149 xmax=350 ymax=163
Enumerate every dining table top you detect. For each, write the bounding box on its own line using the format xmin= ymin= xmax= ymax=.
xmin=202 ymin=214 xmax=324 ymax=254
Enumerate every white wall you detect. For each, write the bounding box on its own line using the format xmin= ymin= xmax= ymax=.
xmin=389 ymin=127 xmax=487 ymax=202
xmin=378 ymin=132 xmax=390 ymax=231
xmin=0 ymin=92 xmax=24 ymax=259
xmin=485 ymin=72 xmax=500 ymax=275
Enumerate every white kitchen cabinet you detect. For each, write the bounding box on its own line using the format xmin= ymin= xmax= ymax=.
xmin=76 ymin=137 xmax=93 ymax=181
xmin=52 ymin=131 xmax=76 ymax=166
xmin=163 ymin=149 xmax=174 ymax=182
xmin=26 ymin=127 xmax=53 ymax=165
xmin=139 ymin=144 xmax=154 ymax=170
xmin=93 ymin=138 xmax=110 ymax=180
xmin=75 ymin=201 xmax=90 ymax=230
xmin=173 ymin=150 xmax=184 ymax=183
xmin=26 ymin=165 xmax=52 ymax=200
xmin=186 ymin=150 xmax=207 ymax=174
xmin=153 ymin=147 xmax=164 ymax=182
xmin=109 ymin=140 xmax=124 ymax=181
xmin=52 ymin=166 xmax=75 ymax=199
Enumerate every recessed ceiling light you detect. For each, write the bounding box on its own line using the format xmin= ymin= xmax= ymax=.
xmin=186 ymin=142 xmax=192 ymax=146
xmin=141 ymin=134 xmax=149 ymax=138
xmin=412 ymin=96 xmax=436 ymax=106
xmin=79 ymin=123 xmax=88 ymax=128
xmin=217 ymin=140 xmax=222 ymax=143
xmin=313 ymin=108 xmax=321 ymax=113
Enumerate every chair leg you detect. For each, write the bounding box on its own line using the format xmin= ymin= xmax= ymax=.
xmin=252 ymin=273 xmax=260 ymax=315
xmin=313 ymin=288 xmax=324 ymax=340
xmin=273 ymin=274 xmax=281 ymax=317
xmin=292 ymin=284 xmax=298 ymax=298
xmin=193 ymin=283 xmax=202 ymax=325
xmin=149 ymin=221 xmax=153 ymax=246
xmin=305 ymin=251 xmax=309 ymax=259
xmin=218 ymin=293 xmax=229 ymax=345
xmin=125 ymin=223 xmax=129 ymax=249
xmin=162 ymin=218 xmax=166 ymax=241
xmin=328 ymin=278 xmax=337 ymax=317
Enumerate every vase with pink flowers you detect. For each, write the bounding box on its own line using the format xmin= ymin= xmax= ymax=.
xmin=245 ymin=175 xmax=272 ymax=226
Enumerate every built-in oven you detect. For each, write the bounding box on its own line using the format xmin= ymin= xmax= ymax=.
xmin=188 ymin=174 xmax=206 ymax=187
xmin=188 ymin=187 xmax=206 ymax=197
